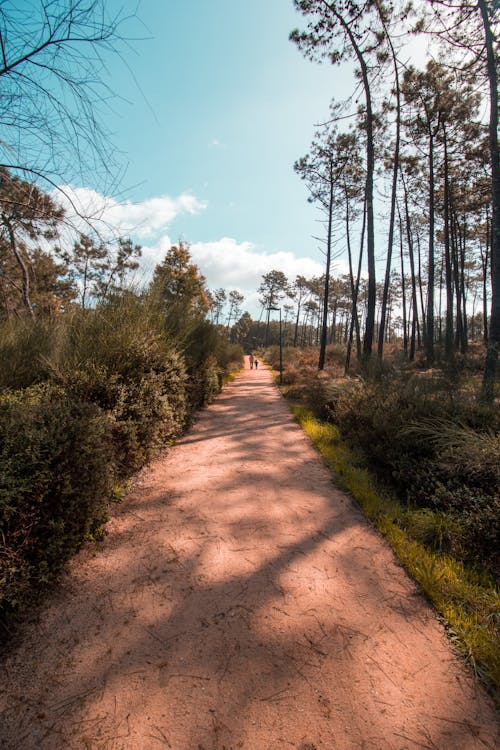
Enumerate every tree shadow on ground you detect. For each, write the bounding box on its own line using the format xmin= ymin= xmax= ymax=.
xmin=0 ymin=368 xmax=498 ymax=750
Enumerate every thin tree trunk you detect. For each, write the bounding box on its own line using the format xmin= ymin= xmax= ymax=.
xmin=426 ymin=131 xmax=436 ymax=365
xmin=416 ymin=230 xmax=427 ymax=347
xmin=377 ymin=3 xmax=401 ymax=361
xmin=319 ymin=171 xmax=333 ymax=371
xmin=479 ymin=0 xmax=500 ymax=401
xmin=460 ymin=214 xmax=468 ymax=352
xmin=3 ymin=215 xmax=35 ymax=319
xmin=401 ymin=169 xmax=419 ymax=360
xmin=344 ymin=185 xmax=361 ymax=353
xmin=438 ymin=259 xmax=444 ymax=346
xmin=443 ymin=126 xmax=454 ymax=360
xmin=451 ymin=208 xmax=463 ymax=352
xmin=399 ymin=206 xmax=408 ymax=356
xmin=293 ymin=301 xmax=302 ymax=347
xmin=345 ymin=200 xmax=367 ymax=373
xmin=480 ymin=217 xmax=489 ymax=344
xmin=323 ymin=1 xmax=376 ymax=363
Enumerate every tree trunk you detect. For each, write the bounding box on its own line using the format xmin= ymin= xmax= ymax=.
xmin=451 ymin=208 xmax=463 ymax=352
xmin=399 ymin=207 xmax=408 ymax=355
xmin=345 ymin=200 xmax=366 ymax=373
xmin=401 ymin=169 xmax=419 ymax=361
xmin=480 ymin=215 xmax=489 ymax=344
xmin=426 ymin=132 xmax=436 ymax=365
xmin=377 ymin=6 xmax=401 ymax=361
xmin=416 ymin=231 xmax=427 ymax=347
xmin=460 ymin=215 xmax=468 ymax=352
xmin=319 ymin=165 xmax=335 ymax=370
xmin=443 ymin=126 xmax=454 ymax=360
xmin=3 ymin=214 xmax=35 ymax=319
xmin=479 ymin=0 xmax=500 ymax=402
xmin=326 ymin=3 xmax=376 ymax=363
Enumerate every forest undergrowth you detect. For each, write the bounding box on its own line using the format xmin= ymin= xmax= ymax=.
xmin=264 ymin=343 xmax=500 ymax=702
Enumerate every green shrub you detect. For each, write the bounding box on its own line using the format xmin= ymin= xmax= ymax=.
xmin=0 ymin=384 xmax=115 ymax=627
xmin=0 ymin=318 xmax=65 ymax=389
xmin=214 ymin=341 xmax=244 ymax=376
xmin=185 ymin=355 xmax=221 ymax=413
xmin=0 ymin=294 xmax=242 ymax=634
xmin=326 ymin=376 xmax=500 ymax=575
xmin=55 ymin=341 xmax=188 ymax=474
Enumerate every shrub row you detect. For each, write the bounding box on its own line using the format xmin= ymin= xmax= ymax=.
xmin=329 ymin=375 xmax=500 ymax=575
xmin=276 ymin=352 xmax=500 ymax=578
xmin=0 ymin=385 xmax=114 ymax=623
xmin=0 ymin=305 xmax=243 ymax=636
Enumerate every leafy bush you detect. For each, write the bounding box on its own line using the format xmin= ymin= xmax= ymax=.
xmin=53 ymin=336 xmax=188 ymax=474
xmin=0 ymin=318 xmax=64 ymax=389
xmin=214 ymin=341 xmax=244 ymax=378
xmin=0 ymin=384 xmax=115 ymax=626
xmin=328 ymin=376 xmax=500 ymax=575
xmin=0 ymin=295 xmax=244 ymax=633
xmin=185 ymin=355 xmax=220 ymax=413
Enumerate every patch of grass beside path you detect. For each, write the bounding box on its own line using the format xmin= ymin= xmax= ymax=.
xmin=290 ymin=403 xmax=500 ymax=705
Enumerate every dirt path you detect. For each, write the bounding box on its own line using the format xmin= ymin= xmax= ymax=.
xmin=1 ymin=360 xmax=498 ymax=750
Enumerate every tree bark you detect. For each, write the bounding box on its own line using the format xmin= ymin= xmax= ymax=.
xmin=377 ymin=5 xmax=401 ymax=361
xmin=426 ymin=130 xmax=436 ymax=365
xmin=479 ymin=0 xmax=500 ymax=402
xmin=401 ymin=168 xmax=419 ymax=360
xmin=2 ymin=214 xmax=35 ymax=319
xmin=318 ymin=166 xmax=334 ymax=370
xmin=442 ymin=126 xmax=455 ymax=359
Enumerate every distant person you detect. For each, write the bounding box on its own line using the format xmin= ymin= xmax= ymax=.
xmin=254 ymin=358 xmax=259 ymax=369
xmin=249 ymin=353 xmax=254 ymax=369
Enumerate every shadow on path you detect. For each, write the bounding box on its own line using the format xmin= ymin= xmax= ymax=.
xmin=0 ymin=359 xmax=498 ymax=749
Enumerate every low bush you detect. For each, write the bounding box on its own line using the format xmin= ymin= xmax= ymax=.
xmin=52 ymin=333 xmax=188 ymax=475
xmin=214 ymin=341 xmax=244 ymax=380
xmin=280 ymin=361 xmax=500 ymax=577
xmin=0 ymin=384 xmax=115 ymax=629
xmin=186 ymin=355 xmax=221 ymax=413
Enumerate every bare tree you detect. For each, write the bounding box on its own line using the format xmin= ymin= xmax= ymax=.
xmin=0 ymin=0 xmax=133 ymax=191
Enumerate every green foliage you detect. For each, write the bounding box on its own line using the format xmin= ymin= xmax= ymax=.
xmin=0 ymin=384 xmax=114 ymax=626
xmin=0 ymin=318 xmax=64 ymax=389
xmin=149 ymin=242 xmax=210 ymax=321
xmin=327 ymin=375 xmax=500 ymax=574
xmin=214 ymin=341 xmax=244 ymax=375
xmin=0 ymin=287 xmax=243 ymax=634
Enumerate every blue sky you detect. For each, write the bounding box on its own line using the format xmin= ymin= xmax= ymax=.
xmin=58 ymin=0 xmax=359 ymax=311
xmin=110 ymin=0 xmax=349 ymax=241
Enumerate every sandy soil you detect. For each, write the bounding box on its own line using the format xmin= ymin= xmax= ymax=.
xmin=0 ymin=359 xmax=498 ymax=750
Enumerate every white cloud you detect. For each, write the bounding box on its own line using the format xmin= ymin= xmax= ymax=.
xmin=53 ymin=185 xmax=207 ymax=241
xmin=209 ymin=138 xmax=227 ymax=149
xmin=50 ymin=185 xmax=348 ymax=316
xmin=189 ymin=237 xmax=325 ymax=291
xmin=136 ymin=235 xmax=348 ymax=309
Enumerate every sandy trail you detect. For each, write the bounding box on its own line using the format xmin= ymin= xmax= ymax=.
xmin=0 ymin=360 xmax=498 ymax=749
